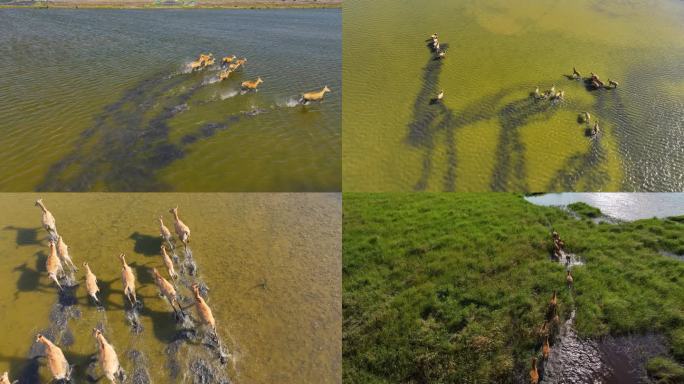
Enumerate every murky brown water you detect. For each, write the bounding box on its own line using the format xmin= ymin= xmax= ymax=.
xmin=0 ymin=193 xmax=341 ymax=383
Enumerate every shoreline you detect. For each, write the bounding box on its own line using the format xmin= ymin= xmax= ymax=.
xmin=0 ymin=1 xmax=341 ymax=9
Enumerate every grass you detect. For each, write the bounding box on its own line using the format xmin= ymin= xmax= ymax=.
xmin=343 ymin=193 xmax=684 ymax=383
xmin=567 ymin=201 xmax=602 ymax=219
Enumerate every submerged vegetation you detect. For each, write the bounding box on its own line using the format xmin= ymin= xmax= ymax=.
xmin=343 ymin=193 xmax=684 ymax=383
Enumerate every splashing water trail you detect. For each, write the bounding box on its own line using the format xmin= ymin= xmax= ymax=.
xmin=219 ymin=89 xmax=240 ymax=100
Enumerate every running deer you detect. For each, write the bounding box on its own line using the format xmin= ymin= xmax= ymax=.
xmin=46 ymin=240 xmax=64 ymax=290
xmin=542 ymin=336 xmax=550 ymax=360
xmin=94 ymin=329 xmax=124 ymax=383
xmin=152 ymin=268 xmax=183 ymax=317
xmin=241 ymin=77 xmax=263 ymax=91
xmin=192 ymin=283 xmax=216 ymax=332
xmin=36 ymin=334 xmax=70 ymax=381
xmin=300 ymin=86 xmax=331 ymax=104
xmin=57 ymin=236 xmax=78 ymax=271
xmin=529 ymin=357 xmax=539 ymax=384
xmin=160 ymin=245 xmax=178 ymax=280
xmin=83 ymin=262 xmax=101 ymax=306
xmin=35 ymin=198 xmax=57 ymax=235
xmin=159 ymin=217 xmax=173 ymax=244
xmin=0 ymin=371 xmax=16 ymax=384
xmin=169 ymin=207 xmax=191 ymax=245
xmin=549 ymin=290 xmax=558 ymax=309
xmin=119 ymin=254 xmax=137 ymax=306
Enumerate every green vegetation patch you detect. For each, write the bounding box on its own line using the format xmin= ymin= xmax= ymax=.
xmin=646 ymin=356 xmax=684 ymax=384
xmin=568 ymin=201 xmax=602 ymax=219
xmin=343 ymin=193 xmax=684 ymax=383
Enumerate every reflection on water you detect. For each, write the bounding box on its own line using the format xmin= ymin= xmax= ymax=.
xmin=0 ymin=9 xmax=341 ymax=191
xmin=526 ymin=193 xmax=684 ymax=221
xmin=0 ymin=194 xmax=341 ymax=383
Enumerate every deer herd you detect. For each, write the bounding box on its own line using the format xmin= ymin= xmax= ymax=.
xmin=189 ymin=52 xmax=331 ymax=105
xmin=0 ymin=199 xmax=223 ymax=383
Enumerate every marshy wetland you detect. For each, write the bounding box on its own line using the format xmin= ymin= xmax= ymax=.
xmin=0 ymin=193 xmax=341 ymax=383
xmin=343 ymin=193 xmax=684 ymax=383
xmin=343 ymin=0 xmax=684 ymax=192
xmin=0 ymin=8 xmax=341 ymax=192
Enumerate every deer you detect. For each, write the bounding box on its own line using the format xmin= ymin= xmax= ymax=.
xmin=46 ymin=240 xmax=64 ymax=290
xmin=241 ymin=77 xmax=263 ymax=91
xmin=119 ymin=254 xmax=137 ymax=306
xmin=169 ymin=206 xmax=191 ymax=245
xmin=35 ymin=198 xmax=57 ymax=235
xmin=83 ymin=262 xmax=101 ymax=306
xmin=35 ymin=334 xmax=70 ymax=381
xmin=94 ymin=329 xmax=125 ymax=383
xmin=300 ymin=86 xmax=331 ymax=104
xmin=56 ymin=236 xmax=78 ymax=271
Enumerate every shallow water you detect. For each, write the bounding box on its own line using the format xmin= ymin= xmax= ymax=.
xmin=542 ymin=311 xmax=669 ymax=384
xmin=343 ymin=0 xmax=684 ymax=192
xmin=0 ymin=8 xmax=341 ymax=192
xmin=525 ymin=192 xmax=684 ymax=221
xmin=0 ymin=193 xmax=341 ymax=383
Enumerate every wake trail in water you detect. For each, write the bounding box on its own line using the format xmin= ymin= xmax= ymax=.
xmin=161 ymin=240 xmax=235 ymax=383
xmin=18 ymin=251 xmax=80 ymax=383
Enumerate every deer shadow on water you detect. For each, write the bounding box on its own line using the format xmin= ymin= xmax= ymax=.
xmin=13 ymin=251 xmax=50 ymax=298
xmin=406 ymin=50 xmax=611 ymax=191
xmin=3 ymin=226 xmax=42 ymax=247
xmin=129 ymin=232 xmax=163 ymax=257
xmin=36 ymin=69 xmax=263 ymax=192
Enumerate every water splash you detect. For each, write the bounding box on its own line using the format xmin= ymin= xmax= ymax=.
xmin=541 ymin=310 xmax=606 ymax=383
xmin=277 ymin=96 xmax=303 ymax=108
xmin=219 ymin=89 xmax=240 ymax=100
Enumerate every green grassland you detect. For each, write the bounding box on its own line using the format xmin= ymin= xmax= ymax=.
xmin=343 ymin=193 xmax=684 ymax=383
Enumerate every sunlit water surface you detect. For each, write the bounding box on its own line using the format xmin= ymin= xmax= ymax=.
xmin=0 ymin=9 xmax=341 ymax=191
xmin=0 ymin=193 xmax=341 ymax=383
xmin=343 ymin=0 xmax=684 ymax=192
xmin=525 ymin=192 xmax=684 ymax=221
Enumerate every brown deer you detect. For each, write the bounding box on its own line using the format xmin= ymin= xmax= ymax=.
xmin=83 ymin=262 xmax=101 ymax=306
xmin=35 ymin=198 xmax=57 ymax=234
xmin=160 ymin=245 xmax=178 ymax=280
xmin=46 ymin=240 xmax=64 ymax=290
xmin=169 ymin=206 xmax=191 ymax=245
xmin=94 ymin=329 xmax=124 ymax=383
xmin=56 ymin=236 xmax=78 ymax=271
xmin=192 ymin=283 xmax=216 ymax=332
xmin=241 ymin=77 xmax=263 ymax=91
xmin=36 ymin=334 xmax=70 ymax=381
xmin=542 ymin=336 xmax=550 ymax=359
xmin=301 ymin=86 xmax=331 ymax=104
xmin=529 ymin=357 xmax=539 ymax=384
xmin=119 ymin=254 xmax=137 ymax=306
xmin=152 ymin=268 xmax=183 ymax=317
xmin=159 ymin=216 xmax=173 ymax=244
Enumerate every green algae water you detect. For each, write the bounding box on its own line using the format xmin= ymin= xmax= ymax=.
xmin=0 ymin=193 xmax=341 ymax=383
xmin=0 ymin=8 xmax=341 ymax=192
xmin=343 ymin=0 xmax=684 ymax=192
